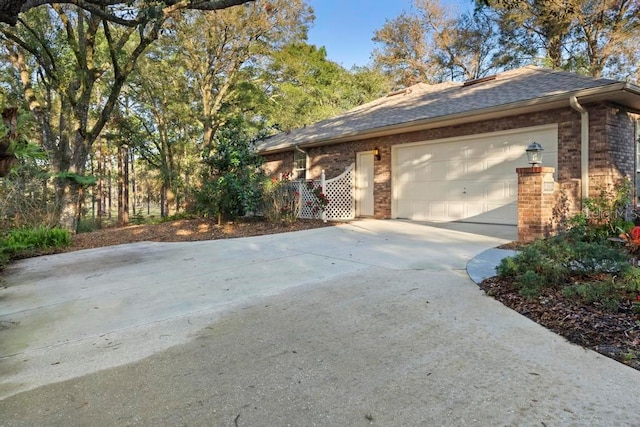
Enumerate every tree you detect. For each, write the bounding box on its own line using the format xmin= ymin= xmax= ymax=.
xmin=0 ymin=0 xmax=254 ymax=25
xmin=372 ymin=8 xmax=440 ymax=86
xmin=483 ymin=0 xmax=574 ymax=69
xmin=170 ymin=1 xmax=312 ymax=151
xmin=372 ymin=0 xmax=502 ymax=86
xmin=195 ymin=118 xmax=265 ymax=224
xmin=125 ymin=45 xmax=200 ymax=218
xmin=264 ymin=43 xmax=391 ymax=131
xmin=0 ymin=0 xmax=256 ymax=231
xmin=480 ymin=0 xmax=640 ymax=78
xmin=571 ymin=0 xmax=640 ymax=78
xmin=432 ymin=10 xmax=501 ymax=81
xmin=0 ymin=5 xmax=164 ymax=231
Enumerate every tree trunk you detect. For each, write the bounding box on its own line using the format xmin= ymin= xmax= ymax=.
xmin=123 ymin=145 xmax=129 ymax=224
xmin=108 ymin=168 xmax=112 ymax=220
xmin=96 ymin=140 xmax=103 ymax=226
xmin=160 ymin=183 xmax=167 ymax=217
xmin=117 ymin=145 xmax=129 ymax=225
xmin=56 ymin=180 xmax=80 ymax=232
xmin=130 ymin=149 xmax=136 ymax=216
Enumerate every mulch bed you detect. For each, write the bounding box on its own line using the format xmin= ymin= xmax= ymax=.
xmin=69 ymin=217 xmax=336 ymax=251
xmin=8 ymin=218 xmax=336 ymax=259
xmin=480 ymin=275 xmax=640 ymax=371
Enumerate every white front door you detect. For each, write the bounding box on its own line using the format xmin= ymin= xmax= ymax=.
xmin=356 ymin=152 xmax=375 ymax=216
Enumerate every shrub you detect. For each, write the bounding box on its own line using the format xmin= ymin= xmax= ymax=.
xmin=516 ymin=270 xmax=546 ymax=298
xmin=497 ymin=235 xmax=633 ymax=300
xmin=564 ymin=179 xmax=634 ymax=243
xmin=3 ymin=226 xmax=71 ymax=251
xmin=196 ymin=122 xmax=265 ymax=224
xmin=262 ymin=173 xmax=300 ymax=223
xmin=562 ymin=279 xmax=624 ymax=312
xmin=568 ymin=240 xmax=631 ymax=276
xmin=497 ymin=238 xmax=571 ymax=286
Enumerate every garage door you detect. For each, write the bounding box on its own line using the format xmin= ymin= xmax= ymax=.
xmin=393 ymin=125 xmax=558 ymax=225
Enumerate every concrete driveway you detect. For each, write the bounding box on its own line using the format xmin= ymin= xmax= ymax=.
xmin=1 ymin=219 xmax=639 ymax=425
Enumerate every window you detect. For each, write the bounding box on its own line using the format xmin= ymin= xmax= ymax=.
xmin=294 ymin=150 xmax=307 ymax=178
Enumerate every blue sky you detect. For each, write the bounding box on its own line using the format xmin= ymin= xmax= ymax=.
xmin=306 ymin=0 xmax=474 ymax=68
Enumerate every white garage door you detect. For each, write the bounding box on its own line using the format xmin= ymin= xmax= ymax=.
xmin=393 ymin=125 xmax=558 ymax=225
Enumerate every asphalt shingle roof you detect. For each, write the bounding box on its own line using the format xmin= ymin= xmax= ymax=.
xmin=256 ymin=66 xmax=621 ymax=153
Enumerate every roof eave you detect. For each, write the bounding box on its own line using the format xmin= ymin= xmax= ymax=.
xmin=259 ymin=83 xmax=640 ymax=154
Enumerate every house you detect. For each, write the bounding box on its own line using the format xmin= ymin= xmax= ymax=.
xmin=256 ymin=66 xmax=640 ymax=239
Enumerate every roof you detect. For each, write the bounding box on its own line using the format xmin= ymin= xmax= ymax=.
xmin=256 ymin=66 xmax=640 ymax=154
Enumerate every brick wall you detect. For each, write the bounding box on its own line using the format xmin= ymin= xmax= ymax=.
xmin=262 ymin=152 xmax=291 ymax=178
xmin=517 ymin=167 xmax=557 ymax=242
xmin=260 ymin=103 xmax=637 ymax=223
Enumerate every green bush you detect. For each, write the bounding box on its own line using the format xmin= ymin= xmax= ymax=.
xmin=195 ymin=121 xmax=265 ymax=224
xmin=497 ymin=238 xmax=571 ymax=286
xmin=563 ymin=179 xmax=634 ymax=243
xmin=562 ymin=279 xmax=623 ymax=312
xmin=497 ymin=234 xmax=634 ymax=301
xmin=517 ymin=270 xmax=546 ymax=298
xmin=0 ymin=226 xmax=71 ymax=272
xmin=2 ymin=226 xmax=71 ymax=252
xmin=568 ymin=240 xmax=631 ymax=275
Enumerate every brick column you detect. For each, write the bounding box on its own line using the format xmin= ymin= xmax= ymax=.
xmin=516 ymin=167 xmax=557 ymax=242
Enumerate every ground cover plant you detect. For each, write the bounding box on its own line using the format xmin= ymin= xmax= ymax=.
xmin=0 ymin=225 xmax=71 ymax=270
xmin=481 ymin=181 xmax=640 ymax=371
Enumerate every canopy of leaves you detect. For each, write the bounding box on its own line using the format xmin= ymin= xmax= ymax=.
xmin=372 ymin=0 xmax=502 ymax=87
xmin=265 ymin=42 xmax=391 ymax=131
xmin=479 ymin=0 xmax=640 ymax=78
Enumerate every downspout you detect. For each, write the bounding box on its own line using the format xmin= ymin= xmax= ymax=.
xmin=569 ymin=96 xmax=589 ymax=200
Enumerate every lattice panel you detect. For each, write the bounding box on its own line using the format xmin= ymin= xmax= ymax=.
xmin=324 ymin=164 xmax=355 ymax=220
xmin=298 ymin=181 xmax=320 ymax=219
xmin=293 ymin=164 xmax=355 ymax=221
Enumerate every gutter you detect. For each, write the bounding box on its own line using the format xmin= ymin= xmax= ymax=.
xmin=569 ymin=96 xmax=589 ymax=200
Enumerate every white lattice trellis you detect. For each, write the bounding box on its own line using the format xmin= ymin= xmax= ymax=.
xmin=323 ymin=163 xmax=355 ymax=220
xmin=297 ymin=163 xmax=355 ymax=221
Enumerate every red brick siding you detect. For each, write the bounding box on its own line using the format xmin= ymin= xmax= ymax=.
xmin=262 ymin=152 xmax=292 ymax=178
xmin=261 ymin=103 xmax=637 ymax=220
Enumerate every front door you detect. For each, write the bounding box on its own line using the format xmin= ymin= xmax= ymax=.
xmin=356 ymin=151 xmax=375 ymax=216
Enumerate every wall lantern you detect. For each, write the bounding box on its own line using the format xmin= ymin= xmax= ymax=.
xmin=373 ymin=147 xmax=381 ymax=161
xmin=526 ymin=141 xmax=544 ymax=167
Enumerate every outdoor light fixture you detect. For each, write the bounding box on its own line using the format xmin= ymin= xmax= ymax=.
xmin=373 ymin=147 xmax=381 ymax=161
xmin=526 ymin=141 xmax=544 ymax=166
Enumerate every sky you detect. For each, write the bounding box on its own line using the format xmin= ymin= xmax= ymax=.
xmin=306 ymin=0 xmax=474 ymax=69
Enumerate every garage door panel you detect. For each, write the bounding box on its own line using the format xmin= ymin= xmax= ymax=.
xmin=446 ymin=159 xmax=466 ymax=180
xmin=393 ymin=126 xmax=558 ymax=225
xmin=447 ymin=203 xmax=464 ymax=219
xmin=465 ymin=203 xmax=484 ymax=218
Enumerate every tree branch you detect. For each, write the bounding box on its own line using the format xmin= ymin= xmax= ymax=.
xmin=0 ymin=0 xmax=254 ymax=25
